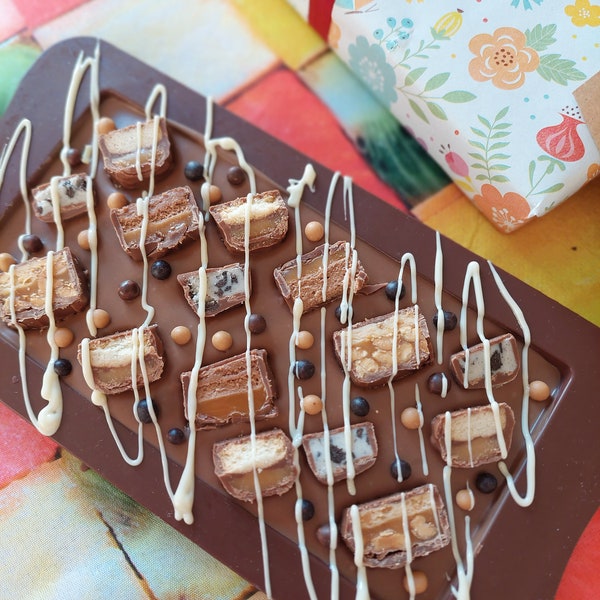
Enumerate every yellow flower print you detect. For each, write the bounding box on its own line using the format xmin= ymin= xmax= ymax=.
xmin=565 ymin=0 xmax=600 ymax=27
xmin=468 ymin=27 xmax=540 ymax=90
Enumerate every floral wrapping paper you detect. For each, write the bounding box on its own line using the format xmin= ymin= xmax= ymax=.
xmin=324 ymin=0 xmax=600 ymax=232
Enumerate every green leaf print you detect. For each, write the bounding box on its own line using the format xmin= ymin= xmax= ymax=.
xmin=525 ymin=24 xmax=557 ymax=51
xmin=442 ymin=90 xmax=476 ymax=103
xmin=423 ymin=72 xmax=450 ymax=91
xmin=405 ymin=67 xmax=427 ymax=87
xmin=537 ymin=54 xmax=586 ymax=85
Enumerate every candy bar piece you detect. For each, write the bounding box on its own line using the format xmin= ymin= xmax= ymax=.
xmin=181 ymin=349 xmax=277 ymax=430
xmin=213 ymin=428 xmax=297 ymax=502
xmin=98 ymin=117 xmax=171 ymax=188
xmin=450 ymin=333 xmax=520 ymax=389
xmin=77 ymin=325 xmax=164 ymax=395
xmin=273 ymin=240 xmax=368 ymax=314
xmin=110 ymin=186 xmax=200 ymax=260
xmin=31 ymin=173 xmax=91 ymax=223
xmin=208 ymin=190 xmax=288 ymax=253
xmin=177 ymin=263 xmax=248 ymax=317
xmin=332 ymin=305 xmax=433 ymax=388
xmin=340 ymin=484 xmax=450 ymax=569
xmin=430 ymin=402 xmax=516 ymax=468
xmin=301 ymin=422 xmax=377 ymax=484
xmin=0 ymin=247 xmax=88 ymax=330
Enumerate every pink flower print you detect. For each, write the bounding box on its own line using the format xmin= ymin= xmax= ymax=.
xmin=536 ymin=106 xmax=586 ymax=162
xmin=439 ymin=144 xmax=469 ymax=177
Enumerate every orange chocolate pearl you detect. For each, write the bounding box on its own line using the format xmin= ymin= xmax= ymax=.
xmin=305 ymin=221 xmax=324 ymax=242
xmin=0 ymin=252 xmax=17 ymax=272
xmin=171 ymin=325 xmax=192 ymax=345
xmin=529 ymin=380 xmax=551 ymax=402
xmin=77 ymin=229 xmax=90 ymax=250
xmin=97 ymin=117 xmax=116 ymax=134
xmin=302 ymin=394 xmax=323 ymax=415
xmin=107 ymin=191 xmax=128 ymax=209
xmin=212 ymin=330 xmax=233 ymax=351
xmin=456 ymin=488 xmax=475 ymax=511
xmin=295 ymin=330 xmax=314 ymax=350
xmin=92 ymin=308 xmax=111 ymax=329
xmin=201 ymin=182 xmax=222 ymax=205
xmin=400 ymin=407 xmax=422 ymax=430
xmin=54 ymin=327 xmax=74 ymax=348
xmin=403 ymin=571 xmax=428 ymax=594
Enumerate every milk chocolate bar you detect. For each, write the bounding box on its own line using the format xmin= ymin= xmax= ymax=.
xmin=273 ymin=240 xmax=368 ymax=314
xmin=340 ymin=484 xmax=451 ymax=569
xmin=450 ymin=333 xmax=520 ymax=389
xmin=77 ymin=324 xmax=164 ymax=395
xmin=430 ymin=402 xmax=516 ymax=467
xmin=301 ymin=422 xmax=377 ymax=484
xmin=333 ymin=305 xmax=433 ymax=387
xmin=0 ymin=246 xmax=88 ymax=329
xmin=110 ymin=186 xmax=200 ymax=260
xmin=213 ymin=428 xmax=297 ymax=502
xmin=181 ymin=349 xmax=277 ymax=430
xmin=177 ymin=263 xmax=247 ymax=317
xmin=208 ymin=190 xmax=288 ymax=253
xmin=98 ymin=117 xmax=171 ymax=188
xmin=31 ymin=173 xmax=91 ymax=222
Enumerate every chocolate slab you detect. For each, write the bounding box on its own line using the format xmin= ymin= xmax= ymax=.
xmin=0 ymin=37 xmax=599 ymax=600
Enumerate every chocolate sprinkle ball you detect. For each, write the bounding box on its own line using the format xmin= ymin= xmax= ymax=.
xmin=167 ymin=427 xmax=186 ymax=445
xmin=433 ymin=310 xmax=458 ymax=330
xmin=226 ymin=165 xmax=246 ymax=186
xmin=184 ymin=160 xmax=204 ymax=181
xmin=476 ymin=472 xmax=498 ymax=494
xmin=247 ymin=313 xmax=267 ymax=334
xmin=21 ymin=234 xmax=43 ymax=253
xmin=137 ymin=398 xmax=159 ymax=424
xmin=391 ymin=458 xmax=412 ymax=480
xmin=118 ymin=279 xmax=140 ymax=301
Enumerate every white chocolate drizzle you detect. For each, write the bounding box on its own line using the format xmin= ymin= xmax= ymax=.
xmin=414 ymin=384 xmax=429 ymax=476
xmin=434 ymin=230 xmax=445 ymax=364
xmin=349 ymin=505 xmax=370 ymax=600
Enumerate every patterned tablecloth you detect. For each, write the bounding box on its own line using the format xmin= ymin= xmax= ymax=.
xmin=0 ymin=1 xmax=598 ymax=599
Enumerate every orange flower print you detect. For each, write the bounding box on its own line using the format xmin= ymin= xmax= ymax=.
xmin=468 ymin=27 xmax=540 ymax=90
xmin=565 ymin=0 xmax=600 ymax=27
xmin=587 ymin=163 xmax=600 ymax=180
xmin=472 ymin=183 xmax=531 ymax=232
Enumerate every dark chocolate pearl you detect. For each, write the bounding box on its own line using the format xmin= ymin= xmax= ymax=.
xmin=151 ymin=259 xmax=171 ymax=280
xmin=301 ymin=499 xmax=315 ymax=521
xmin=350 ymin=396 xmax=370 ymax=417
xmin=390 ymin=458 xmax=412 ymax=481
xmin=53 ymin=358 xmax=72 ymax=376
xmin=66 ymin=147 xmax=82 ymax=167
xmin=334 ymin=305 xmax=343 ymax=321
xmin=137 ymin=398 xmax=159 ymax=424
xmin=167 ymin=427 xmax=186 ymax=445
xmin=433 ymin=310 xmax=458 ymax=331
xmin=294 ymin=360 xmax=315 ymax=380
xmin=248 ymin=313 xmax=267 ymax=334
xmin=118 ymin=279 xmax=140 ymax=301
xmin=184 ymin=160 xmax=204 ymax=181
xmin=427 ymin=372 xmax=450 ymax=395
xmin=226 ymin=165 xmax=246 ymax=186
xmin=384 ymin=280 xmax=406 ymax=302
xmin=21 ymin=234 xmax=43 ymax=253
xmin=475 ymin=472 xmax=498 ymax=494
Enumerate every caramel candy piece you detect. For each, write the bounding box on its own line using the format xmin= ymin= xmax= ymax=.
xmin=273 ymin=240 xmax=368 ymax=314
xmin=31 ymin=173 xmax=92 ymax=223
xmin=333 ymin=305 xmax=433 ymax=387
xmin=340 ymin=484 xmax=450 ymax=569
xmin=0 ymin=247 xmax=88 ymax=330
xmin=77 ymin=325 xmax=164 ymax=395
xmin=177 ymin=263 xmax=248 ymax=317
xmin=430 ymin=402 xmax=515 ymax=468
xmin=213 ymin=428 xmax=297 ymax=502
xmin=98 ymin=117 xmax=171 ymax=188
xmin=208 ymin=190 xmax=288 ymax=253
xmin=181 ymin=349 xmax=277 ymax=430
xmin=450 ymin=333 xmax=520 ymax=389
xmin=302 ymin=422 xmax=377 ymax=484
xmin=110 ymin=186 xmax=200 ymax=260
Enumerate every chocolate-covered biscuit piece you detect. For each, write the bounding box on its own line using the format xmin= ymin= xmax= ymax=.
xmin=98 ymin=117 xmax=171 ymax=188
xmin=340 ymin=484 xmax=450 ymax=569
xmin=273 ymin=240 xmax=368 ymax=314
xmin=177 ymin=263 xmax=248 ymax=317
xmin=208 ymin=190 xmax=288 ymax=253
xmin=32 ymin=173 xmax=91 ymax=222
xmin=450 ymin=333 xmax=520 ymax=389
xmin=430 ymin=402 xmax=516 ymax=468
xmin=302 ymin=422 xmax=377 ymax=484
xmin=181 ymin=348 xmax=277 ymax=430
xmin=333 ymin=305 xmax=433 ymax=388
xmin=213 ymin=428 xmax=297 ymax=502
xmin=77 ymin=324 xmax=164 ymax=395
xmin=0 ymin=247 xmax=88 ymax=330
xmin=110 ymin=186 xmax=200 ymax=260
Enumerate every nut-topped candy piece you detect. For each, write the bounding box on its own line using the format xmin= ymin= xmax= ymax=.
xmin=31 ymin=173 xmax=92 ymax=223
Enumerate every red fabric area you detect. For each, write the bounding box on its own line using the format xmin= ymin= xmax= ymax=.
xmin=308 ymin=0 xmax=335 ymax=40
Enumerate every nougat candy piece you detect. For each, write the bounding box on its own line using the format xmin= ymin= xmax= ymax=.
xmin=177 ymin=263 xmax=247 ymax=317
xmin=110 ymin=186 xmax=200 ymax=260
xmin=181 ymin=349 xmax=277 ymax=430
xmin=208 ymin=190 xmax=288 ymax=253
xmin=98 ymin=117 xmax=171 ymax=188
xmin=302 ymin=422 xmax=377 ymax=484
xmin=213 ymin=428 xmax=297 ymax=502
xmin=340 ymin=484 xmax=450 ymax=569
xmin=450 ymin=333 xmax=520 ymax=389
xmin=333 ymin=305 xmax=433 ymax=388
xmin=32 ymin=173 xmax=91 ymax=222
xmin=0 ymin=247 xmax=88 ymax=330
xmin=77 ymin=325 xmax=164 ymax=395
xmin=273 ymin=240 xmax=368 ymax=314
xmin=430 ymin=402 xmax=516 ymax=468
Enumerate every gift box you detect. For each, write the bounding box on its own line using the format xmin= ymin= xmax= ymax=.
xmin=292 ymin=0 xmax=600 ymax=232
